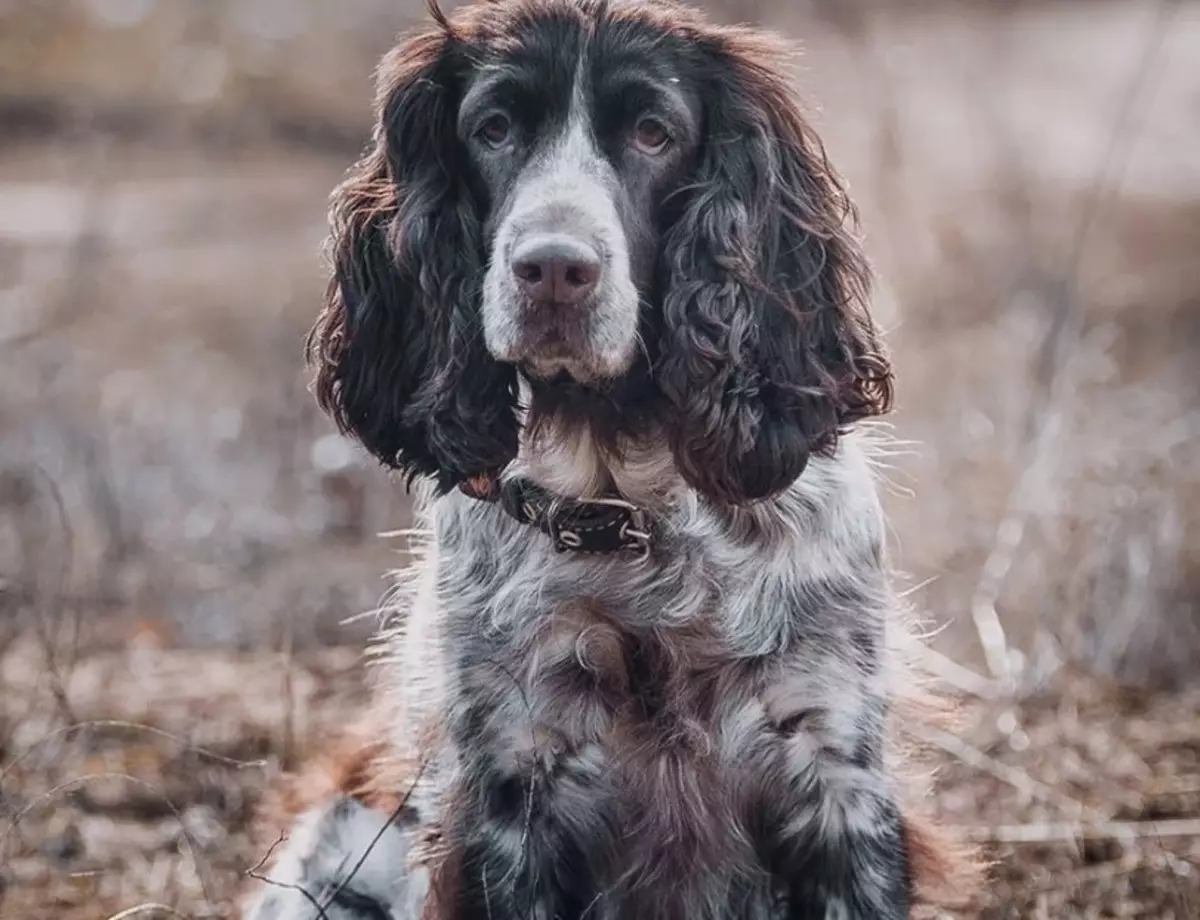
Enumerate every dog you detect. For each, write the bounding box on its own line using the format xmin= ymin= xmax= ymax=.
xmin=242 ymin=1 xmax=978 ymax=918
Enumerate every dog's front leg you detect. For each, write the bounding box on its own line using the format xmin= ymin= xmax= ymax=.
xmin=443 ymin=693 xmax=615 ymax=920
xmin=763 ymin=656 xmax=912 ymax=919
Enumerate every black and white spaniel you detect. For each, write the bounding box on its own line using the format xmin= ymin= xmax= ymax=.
xmin=243 ymin=1 xmax=977 ymax=918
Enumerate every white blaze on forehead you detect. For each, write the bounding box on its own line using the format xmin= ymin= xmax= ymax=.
xmin=512 ymin=56 xmax=610 ymax=218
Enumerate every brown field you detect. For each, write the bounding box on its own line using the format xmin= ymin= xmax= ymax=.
xmin=1 ymin=1 xmax=1197 ymax=917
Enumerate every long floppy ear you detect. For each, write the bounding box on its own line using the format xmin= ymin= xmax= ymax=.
xmin=657 ymin=33 xmax=892 ymax=505
xmin=307 ymin=17 xmax=518 ymax=494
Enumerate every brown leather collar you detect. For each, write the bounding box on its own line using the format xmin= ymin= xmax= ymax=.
xmin=458 ymin=472 xmax=652 ymax=556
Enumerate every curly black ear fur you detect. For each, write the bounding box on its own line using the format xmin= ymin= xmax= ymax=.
xmin=307 ymin=17 xmax=518 ymax=494
xmin=657 ymin=32 xmax=892 ymax=505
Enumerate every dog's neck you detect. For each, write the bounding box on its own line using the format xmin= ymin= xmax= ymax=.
xmin=505 ymin=414 xmax=679 ymax=509
xmin=505 ymin=374 xmax=680 ymax=508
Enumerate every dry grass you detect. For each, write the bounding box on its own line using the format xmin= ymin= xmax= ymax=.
xmin=1 ymin=639 xmax=1197 ymax=919
xmin=1 ymin=0 xmax=1197 ymax=917
xmin=0 ymin=637 xmax=369 ymax=919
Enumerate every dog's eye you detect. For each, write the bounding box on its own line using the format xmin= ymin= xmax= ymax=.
xmin=633 ymin=117 xmax=670 ymax=154
xmin=478 ymin=113 xmax=512 ymax=148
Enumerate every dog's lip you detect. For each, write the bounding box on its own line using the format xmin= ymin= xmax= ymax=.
xmin=510 ymin=303 xmax=591 ymax=346
xmin=525 ymin=320 xmax=570 ymax=345
xmin=510 ymin=345 xmax=617 ymax=384
xmin=523 ymin=363 xmax=608 ymax=388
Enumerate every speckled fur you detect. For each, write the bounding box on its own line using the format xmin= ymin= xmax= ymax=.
xmin=409 ymin=429 xmax=916 ymax=920
xmin=243 ymin=428 xmax=976 ymax=920
xmin=241 ymin=0 xmax=980 ymax=916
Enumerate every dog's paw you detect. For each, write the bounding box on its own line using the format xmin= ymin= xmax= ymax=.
xmin=244 ymin=794 xmax=427 ymax=920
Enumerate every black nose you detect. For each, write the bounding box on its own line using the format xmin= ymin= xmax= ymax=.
xmin=511 ymin=234 xmax=601 ymax=306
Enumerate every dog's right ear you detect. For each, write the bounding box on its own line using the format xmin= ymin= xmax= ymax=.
xmin=307 ymin=15 xmax=519 ymax=494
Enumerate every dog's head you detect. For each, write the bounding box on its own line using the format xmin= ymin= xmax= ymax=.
xmin=309 ymin=0 xmax=892 ymax=504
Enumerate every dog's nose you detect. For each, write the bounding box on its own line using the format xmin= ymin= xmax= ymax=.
xmin=511 ymin=234 xmax=601 ymax=306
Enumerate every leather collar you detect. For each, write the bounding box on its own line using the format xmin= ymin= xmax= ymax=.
xmin=458 ymin=472 xmax=652 ymax=556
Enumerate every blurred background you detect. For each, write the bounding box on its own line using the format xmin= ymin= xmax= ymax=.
xmin=0 ymin=1 xmax=1196 ymax=918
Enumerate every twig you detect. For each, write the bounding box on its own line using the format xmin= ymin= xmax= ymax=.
xmin=919 ymin=726 xmax=1098 ymax=823
xmin=913 ymin=646 xmax=999 ymax=700
xmin=245 ymin=831 xmax=289 ymax=879
xmin=968 ymin=409 xmax=1065 ymax=686
xmin=243 ymin=866 xmax=330 ymax=920
xmin=0 ymin=772 xmax=215 ymax=904
xmin=936 ymin=724 xmax=1200 ymax=887
xmin=104 ymin=905 xmax=193 ymax=920
xmin=280 ymin=617 xmax=298 ymax=771
xmin=0 ymin=719 xmax=267 ymax=797
xmin=242 ymin=829 xmax=330 ymax=918
xmin=24 ymin=466 xmax=79 ymax=726
xmin=965 ymin=0 xmax=1182 ymax=688
xmin=954 ymin=818 xmax=1200 ymax=845
xmin=243 ymin=753 xmax=430 ymax=920
xmin=319 ymin=757 xmax=428 ymax=915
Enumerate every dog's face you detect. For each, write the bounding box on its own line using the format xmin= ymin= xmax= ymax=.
xmin=467 ymin=25 xmax=698 ymax=383
xmin=309 ymin=0 xmax=893 ymax=503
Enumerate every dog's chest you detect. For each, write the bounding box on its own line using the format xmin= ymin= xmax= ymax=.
xmin=525 ymin=598 xmax=760 ymax=738
xmin=501 ymin=600 xmax=783 ymax=856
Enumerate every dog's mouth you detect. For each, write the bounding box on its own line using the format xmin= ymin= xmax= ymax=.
xmin=519 ymin=352 xmax=606 ymax=385
xmin=497 ymin=308 xmax=636 ymax=384
xmin=514 ymin=302 xmax=591 ymax=349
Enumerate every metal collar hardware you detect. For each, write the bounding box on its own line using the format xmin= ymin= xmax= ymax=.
xmin=458 ymin=474 xmax=653 ymax=557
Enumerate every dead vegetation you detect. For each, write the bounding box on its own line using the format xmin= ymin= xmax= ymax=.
xmin=1 ymin=0 xmax=1197 ymax=917
xmin=2 ymin=639 xmax=1196 ymax=919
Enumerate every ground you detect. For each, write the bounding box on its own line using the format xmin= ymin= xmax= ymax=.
xmin=1 ymin=637 xmax=1197 ymax=919
xmin=1 ymin=1 xmax=1198 ymax=917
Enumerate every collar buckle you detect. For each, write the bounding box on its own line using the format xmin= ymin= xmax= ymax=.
xmin=585 ymin=496 xmax=652 ymax=556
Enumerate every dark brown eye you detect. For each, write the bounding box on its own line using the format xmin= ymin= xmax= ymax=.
xmin=634 ymin=117 xmax=670 ymax=154
xmin=479 ymin=113 xmax=512 ymax=148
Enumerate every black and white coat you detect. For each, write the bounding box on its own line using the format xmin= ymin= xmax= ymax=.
xmin=243 ymin=2 xmax=972 ymax=918
xmin=244 ymin=426 xmax=954 ymax=920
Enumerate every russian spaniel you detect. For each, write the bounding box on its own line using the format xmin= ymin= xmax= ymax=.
xmin=243 ymin=1 xmax=976 ymax=918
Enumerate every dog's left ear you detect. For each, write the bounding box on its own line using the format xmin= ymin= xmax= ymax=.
xmin=658 ymin=33 xmax=892 ymax=505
